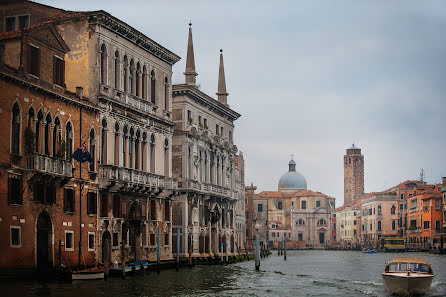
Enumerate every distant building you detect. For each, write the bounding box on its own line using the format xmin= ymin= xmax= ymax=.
xmin=245 ymin=184 xmax=256 ymax=249
xmin=253 ymin=195 xmax=268 ymax=248
xmin=344 ymin=144 xmax=364 ymax=207
xmin=361 ymin=193 xmax=399 ymax=248
xmin=406 ymin=186 xmax=442 ymax=250
xmin=440 ymin=178 xmax=446 ymax=233
xmin=253 ymin=158 xmax=335 ymax=249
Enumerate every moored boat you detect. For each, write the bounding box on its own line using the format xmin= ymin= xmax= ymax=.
xmin=65 ymin=268 xmax=105 ymax=281
xmin=362 ymin=248 xmax=377 ymax=253
xmin=382 ymin=257 xmax=433 ymax=295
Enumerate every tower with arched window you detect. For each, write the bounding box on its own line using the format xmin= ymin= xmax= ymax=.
xmin=344 ymin=143 xmax=365 ymax=207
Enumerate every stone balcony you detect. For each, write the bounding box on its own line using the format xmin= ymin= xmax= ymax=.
xmin=99 ymin=164 xmax=177 ymax=193
xmin=26 ymin=154 xmax=73 ymax=178
xmin=183 ymin=179 xmax=239 ymax=200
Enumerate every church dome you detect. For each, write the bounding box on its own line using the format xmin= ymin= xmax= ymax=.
xmin=278 ymin=158 xmax=307 ymax=192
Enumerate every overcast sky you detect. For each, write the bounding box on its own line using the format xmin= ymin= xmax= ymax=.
xmin=37 ymin=0 xmax=446 ymax=206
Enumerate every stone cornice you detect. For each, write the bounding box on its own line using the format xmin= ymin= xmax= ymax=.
xmin=88 ymin=11 xmax=181 ymax=66
xmin=0 ymin=71 xmax=99 ymax=112
xmin=172 ymin=84 xmax=241 ymax=121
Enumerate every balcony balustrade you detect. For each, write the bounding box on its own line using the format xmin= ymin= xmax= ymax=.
xmin=183 ymin=179 xmax=239 ymax=200
xmin=26 ymin=154 xmax=72 ymax=177
xmin=99 ymin=165 xmax=178 ymax=192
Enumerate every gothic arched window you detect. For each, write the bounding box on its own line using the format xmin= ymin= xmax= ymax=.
xmin=101 ymin=43 xmax=107 ymax=84
xmin=89 ymin=128 xmax=95 ymax=172
xmin=66 ymin=122 xmax=73 ymax=161
xmin=123 ymin=55 xmax=128 ymax=92
xmin=142 ymin=65 xmax=147 ymax=99
xmin=136 ymin=62 xmax=141 ymax=97
xmin=44 ymin=113 xmax=52 ymax=155
xmin=150 ymin=70 xmax=156 ymax=104
xmin=35 ymin=110 xmax=43 ymax=153
xmin=114 ymin=50 xmax=120 ymax=89
xmin=129 ymin=59 xmax=134 ymax=95
xmin=11 ymin=102 xmax=21 ymax=154
xmin=101 ymin=118 xmax=107 ymax=165
xmin=164 ymin=77 xmax=169 ymax=111
xmin=52 ymin=117 xmax=61 ymax=157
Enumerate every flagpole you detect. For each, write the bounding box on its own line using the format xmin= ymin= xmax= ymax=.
xmin=78 ymin=105 xmax=82 ymax=268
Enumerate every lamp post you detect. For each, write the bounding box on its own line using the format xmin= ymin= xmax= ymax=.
xmin=255 ymin=223 xmax=260 ymax=271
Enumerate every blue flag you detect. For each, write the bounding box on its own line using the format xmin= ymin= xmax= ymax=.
xmin=72 ymin=142 xmax=93 ymax=163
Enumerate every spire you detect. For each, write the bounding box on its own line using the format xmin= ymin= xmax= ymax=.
xmin=184 ymin=22 xmax=197 ymax=85
xmin=216 ymin=49 xmax=229 ymax=106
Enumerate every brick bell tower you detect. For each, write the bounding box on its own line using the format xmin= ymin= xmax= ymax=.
xmin=344 ymin=143 xmax=364 ymax=206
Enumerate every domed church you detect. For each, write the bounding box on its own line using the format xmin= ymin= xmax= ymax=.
xmin=253 ymin=157 xmax=335 ymax=249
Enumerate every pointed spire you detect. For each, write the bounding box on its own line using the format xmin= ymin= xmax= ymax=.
xmin=216 ymin=49 xmax=229 ymax=106
xmin=184 ymin=22 xmax=197 ymax=85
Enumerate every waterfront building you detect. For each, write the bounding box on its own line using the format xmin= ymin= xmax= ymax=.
xmin=440 ymin=178 xmax=446 ymax=233
xmin=336 ymin=204 xmax=361 ymax=248
xmin=245 ymin=183 xmax=256 ymax=249
xmin=253 ymin=195 xmax=268 ymax=248
xmin=171 ymin=24 xmax=242 ymax=258
xmin=254 ymin=158 xmax=335 ymax=249
xmin=344 ymin=143 xmax=364 ymax=207
xmin=234 ymin=153 xmax=246 ymax=254
xmin=1 ymin=0 xmax=181 ymax=267
xmin=406 ymin=186 xmax=442 ymax=250
xmin=385 ymin=180 xmax=426 ymax=237
xmin=0 ymin=15 xmax=99 ymax=269
xmin=361 ymin=192 xmax=399 ymax=248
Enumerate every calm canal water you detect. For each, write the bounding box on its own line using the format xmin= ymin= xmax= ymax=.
xmin=2 ymin=251 xmax=446 ymax=297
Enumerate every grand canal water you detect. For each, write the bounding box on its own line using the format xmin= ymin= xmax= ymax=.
xmin=2 ymin=251 xmax=446 ymax=297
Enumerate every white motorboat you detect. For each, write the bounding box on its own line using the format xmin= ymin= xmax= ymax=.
xmin=382 ymin=257 xmax=433 ymax=295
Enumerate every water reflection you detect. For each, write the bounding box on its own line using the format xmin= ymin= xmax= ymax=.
xmin=1 ymin=251 xmax=445 ymax=297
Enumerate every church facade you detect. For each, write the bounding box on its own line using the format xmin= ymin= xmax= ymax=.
xmin=253 ymin=158 xmax=335 ymax=249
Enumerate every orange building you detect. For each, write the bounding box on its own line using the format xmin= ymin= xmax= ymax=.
xmin=0 ymin=20 xmax=99 ymax=270
xmin=407 ymin=187 xmax=442 ymax=250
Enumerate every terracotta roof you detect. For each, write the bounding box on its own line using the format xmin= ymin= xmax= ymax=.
xmin=386 ymin=180 xmax=426 ymax=191
xmin=0 ymin=10 xmax=88 ymax=41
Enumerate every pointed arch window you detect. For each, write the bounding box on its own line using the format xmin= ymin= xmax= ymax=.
xmin=89 ymin=129 xmax=95 ymax=172
xmin=142 ymin=66 xmax=147 ymax=99
xmin=26 ymin=107 xmax=34 ymax=153
xmin=52 ymin=117 xmax=61 ymax=157
xmin=129 ymin=127 xmax=134 ymax=169
xmin=11 ymin=102 xmax=21 ymax=154
xmin=44 ymin=114 xmax=52 ymax=156
xmin=100 ymin=44 xmax=107 ymax=85
xmin=122 ymin=125 xmax=128 ymax=167
xmin=35 ymin=111 xmax=43 ymax=153
xmin=135 ymin=130 xmax=140 ymax=170
xmin=129 ymin=59 xmax=134 ymax=95
xmin=123 ymin=55 xmax=128 ymax=92
xmin=150 ymin=70 xmax=156 ymax=104
xmin=136 ymin=62 xmax=141 ymax=97
xmin=114 ymin=122 xmax=120 ymax=166
xmin=101 ymin=118 xmax=107 ymax=165
xmin=114 ymin=51 xmax=120 ymax=89
xmin=164 ymin=77 xmax=169 ymax=111
xmin=66 ymin=122 xmax=73 ymax=161
xmin=164 ymin=138 xmax=169 ymax=177
xmin=150 ymin=133 xmax=155 ymax=173
xmin=142 ymin=132 xmax=147 ymax=171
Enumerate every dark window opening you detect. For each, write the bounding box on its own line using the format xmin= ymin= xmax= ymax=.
xmin=53 ymin=57 xmax=65 ymax=87
xmin=64 ymin=188 xmax=75 ymax=213
xmin=302 ymin=201 xmax=307 ymax=209
xmin=258 ymin=203 xmax=263 ymax=212
xmin=113 ymin=233 xmax=119 ymax=246
xmin=35 ymin=182 xmax=55 ymax=205
xmin=150 ymin=233 xmax=155 ymax=246
xmin=8 ymin=175 xmax=22 ymax=205
xmin=164 ymin=200 xmax=170 ymax=221
xmin=11 ymin=227 xmax=20 ymax=246
xmin=164 ymin=233 xmax=169 ymax=246
xmin=87 ymin=192 xmax=97 ymax=215
xmin=18 ymin=15 xmax=29 ymax=29
xmin=65 ymin=232 xmax=73 ymax=249
xmin=88 ymin=233 xmax=95 ymax=250
xmin=150 ymin=199 xmax=156 ymax=220
xmin=6 ymin=17 xmax=15 ymax=31
xmin=101 ymin=194 xmax=108 ymax=217
xmin=28 ymin=45 xmax=39 ymax=77
xmin=277 ymin=201 xmax=282 ymax=210
xmin=11 ymin=103 xmax=20 ymax=154
xmin=113 ymin=195 xmax=121 ymax=218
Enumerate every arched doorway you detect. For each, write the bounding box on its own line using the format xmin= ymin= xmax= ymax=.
xmin=128 ymin=202 xmax=141 ymax=261
xmin=36 ymin=211 xmax=53 ymax=270
xmin=102 ymin=231 xmax=111 ymax=265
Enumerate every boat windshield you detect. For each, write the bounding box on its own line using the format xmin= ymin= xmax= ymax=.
xmin=386 ymin=262 xmax=431 ymax=273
